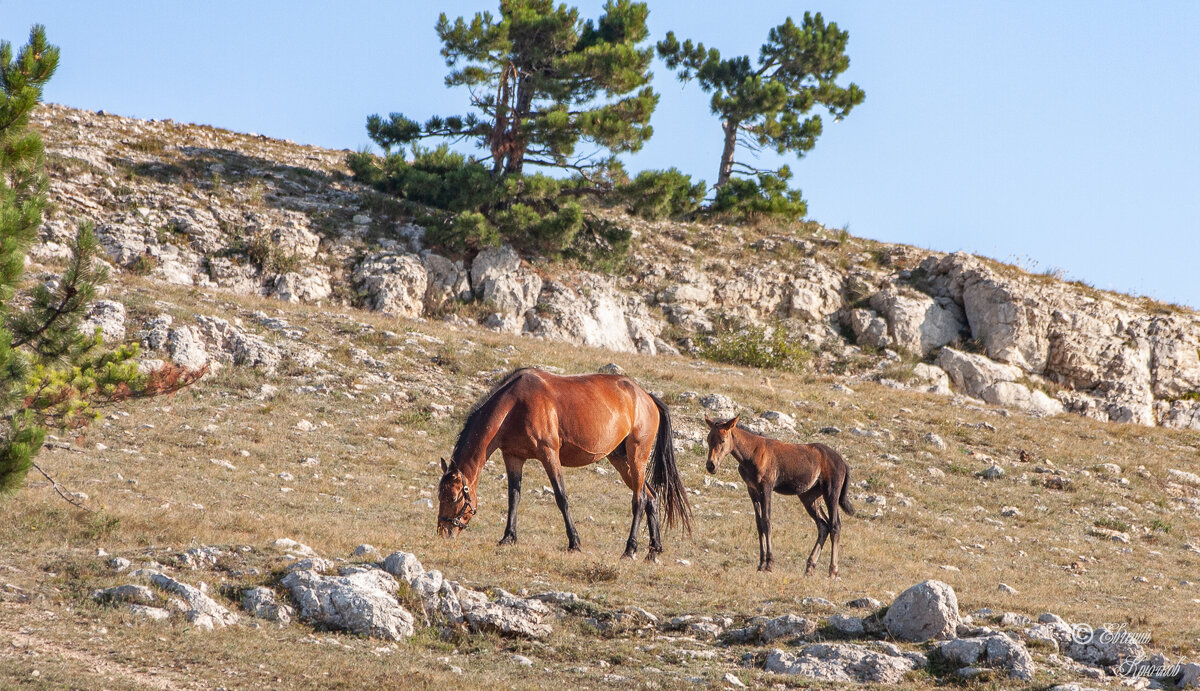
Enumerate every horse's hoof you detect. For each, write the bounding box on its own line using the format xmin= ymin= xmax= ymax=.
xmin=646 ymin=551 xmax=661 ymax=564
xmin=498 ymin=535 xmax=517 ymax=546
xmin=567 ymin=545 xmax=582 ymax=553
xmin=757 ymin=563 xmax=773 ymax=573
xmin=621 ymin=552 xmax=636 ymax=561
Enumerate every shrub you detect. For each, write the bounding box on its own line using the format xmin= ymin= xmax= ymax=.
xmin=618 ymin=168 xmax=706 ymax=220
xmin=710 ymin=166 xmax=807 ymax=222
xmin=348 ymin=146 xmax=618 ymax=261
xmin=699 ymin=320 xmax=811 ymax=372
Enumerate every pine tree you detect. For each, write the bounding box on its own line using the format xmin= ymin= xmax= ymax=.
xmin=368 ymin=0 xmax=659 ymax=177
xmin=658 ymin=12 xmax=865 ymax=189
xmin=1 ymin=27 xmax=195 ymax=498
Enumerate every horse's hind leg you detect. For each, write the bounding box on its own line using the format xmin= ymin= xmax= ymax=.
xmin=615 ymin=436 xmax=651 ymax=560
xmin=800 ymin=488 xmax=830 ymax=576
xmin=542 ymin=448 xmax=581 ymax=552
xmin=644 ymin=487 xmax=663 ymax=561
xmin=499 ymin=453 xmax=524 ymax=546
xmin=823 ymin=482 xmax=843 ymax=578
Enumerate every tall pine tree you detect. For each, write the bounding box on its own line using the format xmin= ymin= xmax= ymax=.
xmin=368 ymin=0 xmax=659 ymax=177
xmin=658 ymin=12 xmax=865 ymax=189
xmin=1 ymin=26 xmax=196 ymax=498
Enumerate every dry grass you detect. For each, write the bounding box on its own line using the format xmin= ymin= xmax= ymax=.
xmin=1 ymin=276 xmax=1198 ymax=688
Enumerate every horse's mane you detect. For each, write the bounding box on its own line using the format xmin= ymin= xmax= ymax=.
xmin=450 ymin=367 xmax=532 ymax=467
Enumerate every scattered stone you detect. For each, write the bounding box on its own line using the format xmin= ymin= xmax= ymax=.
xmin=722 ymin=672 xmax=746 ymax=688
xmin=109 ymin=557 xmax=132 ymax=572
xmin=148 ymin=572 xmax=239 ymax=629
xmin=845 ymin=597 xmax=882 ymax=610
xmin=759 ymin=614 xmax=817 ymax=642
xmin=92 ymin=584 xmax=156 ymax=606
xmin=828 ymin=614 xmax=865 ymax=636
xmin=352 ymin=544 xmax=378 ymax=559
xmin=598 ymin=363 xmax=624 ymax=375
xmin=979 ymin=464 xmax=1005 ymax=479
xmin=998 ymin=583 xmax=1018 ymax=594
xmin=922 ymin=432 xmax=947 ymax=450
xmin=1000 ymin=506 xmax=1021 ymax=517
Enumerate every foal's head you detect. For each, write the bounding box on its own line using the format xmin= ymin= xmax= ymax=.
xmin=436 ymin=458 xmax=476 ymax=537
xmin=704 ymin=416 xmax=740 ymax=474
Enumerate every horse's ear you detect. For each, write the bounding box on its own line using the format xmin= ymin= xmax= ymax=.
xmin=440 ymin=458 xmax=448 ymax=473
xmin=704 ymin=416 xmax=715 ymax=428
xmin=723 ymin=416 xmax=740 ymax=430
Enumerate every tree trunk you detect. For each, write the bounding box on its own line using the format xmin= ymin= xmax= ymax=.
xmin=716 ymin=119 xmax=739 ymax=188
xmin=504 ymin=76 xmax=535 ymax=176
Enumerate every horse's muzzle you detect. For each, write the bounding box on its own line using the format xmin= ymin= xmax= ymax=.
xmin=706 ymin=460 xmax=717 ymax=474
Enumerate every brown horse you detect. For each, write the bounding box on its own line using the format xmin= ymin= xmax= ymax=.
xmin=437 ymin=368 xmax=691 ymax=559
xmin=704 ymin=416 xmax=855 ymax=576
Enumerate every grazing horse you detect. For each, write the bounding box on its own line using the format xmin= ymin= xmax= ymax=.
xmin=436 ymin=368 xmax=692 ymax=559
xmin=704 ymin=416 xmax=854 ymax=576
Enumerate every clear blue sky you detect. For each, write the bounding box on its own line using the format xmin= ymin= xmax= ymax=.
xmin=7 ymin=1 xmax=1199 ymax=307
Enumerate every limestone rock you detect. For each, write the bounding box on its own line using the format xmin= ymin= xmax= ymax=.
xmin=882 ymin=579 xmax=961 ymax=642
xmin=354 ymin=252 xmax=428 ymax=318
xmin=471 ymin=246 xmax=542 ymax=317
xmin=764 ymin=643 xmax=925 ymax=684
xmin=869 ymin=287 xmax=965 ymax=356
xmin=167 ymin=326 xmax=208 ymax=369
xmin=381 ymin=551 xmax=424 ymax=583
xmin=148 ymin=572 xmax=239 ymax=628
xmin=272 ymin=269 xmax=331 ymax=304
xmin=936 ymin=634 xmax=1035 ymax=680
xmin=281 ymin=567 xmax=414 ymax=640
xmin=420 ymin=252 xmax=471 ymax=311
xmin=241 ymin=586 xmax=293 ymax=625
xmin=80 ymin=299 xmax=127 ymax=343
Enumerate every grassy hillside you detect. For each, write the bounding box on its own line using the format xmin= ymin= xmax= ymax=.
xmin=1 ymin=272 xmax=1198 ymax=689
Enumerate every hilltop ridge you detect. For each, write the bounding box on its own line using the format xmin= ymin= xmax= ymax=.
xmin=34 ymin=103 xmax=1200 ymax=434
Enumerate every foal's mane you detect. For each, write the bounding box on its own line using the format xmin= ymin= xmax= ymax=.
xmin=449 ymin=367 xmax=532 ymax=468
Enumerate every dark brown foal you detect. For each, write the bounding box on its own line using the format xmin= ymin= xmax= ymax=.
xmin=704 ymin=416 xmax=855 ymax=576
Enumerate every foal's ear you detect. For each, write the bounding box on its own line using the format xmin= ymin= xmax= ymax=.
xmin=704 ymin=416 xmax=716 ymax=428
xmin=440 ymin=458 xmax=448 ymax=473
xmin=722 ymin=415 xmax=740 ymax=430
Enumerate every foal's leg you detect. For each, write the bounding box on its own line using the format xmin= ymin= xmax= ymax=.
xmin=800 ymin=488 xmax=830 ymax=576
xmin=760 ymin=488 xmax=775 ymax=572
xmin=746 ymin=486 xmax=766 ymax=569
xmin=824 ymin=484 xmax=843 ymax=578
xmin=499 ymin=453 xmax=524 ymax=546
xmin=542 ymin=448 xmax=581 ymax=552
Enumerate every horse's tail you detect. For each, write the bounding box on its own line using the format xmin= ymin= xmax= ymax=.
xmin=839 ymin=463 xmax=856 ymax=517
xmin=649 ymin=393 xmax=692 ymax=535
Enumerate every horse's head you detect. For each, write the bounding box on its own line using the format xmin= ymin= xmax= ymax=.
xmin=704 ymin=415 xmax=739 ymax=473
xmin=436 ymin=458 xmax=476 ymax=537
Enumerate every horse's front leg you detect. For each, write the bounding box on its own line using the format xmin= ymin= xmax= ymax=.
xmin=543 ymin=451 xmax=581 ymax=552
xmin=760 ymin=488 xmax=775 ymax=572
xmin=499 ymin=454 xmax=524 ymax=546
xmin=748 ymin=486 xmax=768 ymax=571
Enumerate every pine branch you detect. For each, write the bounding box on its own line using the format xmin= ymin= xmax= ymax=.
xmin=30 ymin=460 xmax=92 ymax=512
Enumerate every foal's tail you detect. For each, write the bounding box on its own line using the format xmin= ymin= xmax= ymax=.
xmin=839 ymin=463 xmax=856 ymax=517
xmin=649 ymin=393 xmax=692 ymax=535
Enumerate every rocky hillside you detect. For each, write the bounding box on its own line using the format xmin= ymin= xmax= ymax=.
xmin=35 ymin=102 xmax=1200 ymax=436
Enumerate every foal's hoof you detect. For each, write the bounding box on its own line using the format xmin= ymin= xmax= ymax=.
xmin=804 ymin=564 xmax=817 ymax=577
xmin=498 ymin=535 xmax=517 ymax=546
xmin=620 ymin=551 xmax=636 ymax=561
xmin=757 ymin=563 xmax=773 ymax=573
xmin=567 ymin=544 xmax=582 ymax=553
xmin=646 ymin=550 xmax=661 ymax=564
